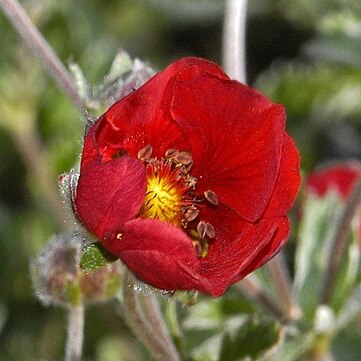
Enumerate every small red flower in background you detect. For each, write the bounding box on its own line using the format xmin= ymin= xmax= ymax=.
xmin=307 ymin=162 xmax=361 ymax=200
xmin=74 ymin=57 xmax=300 ymax=296
xmin=306 ymin=162 xmax=361 ymax=245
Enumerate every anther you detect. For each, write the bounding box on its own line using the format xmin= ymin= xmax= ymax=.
xmin=116 ymin=233 xmax=122 ymax=240
xmin=197 ymin=221 xmax=216 ymax=239
xmin=174 ymin=151 xmax=192 ymax=165
xmin=165 ymin=148 xmax=178 ymax=158
xmin=138 ymin=144 xmax=153 ymax=160
xmin=204 ymin=190 xmax=219 ymax=206
xmin=186 ymin=176 xmax=197 ymax=188
xmin=184 ymin=206 xmax=200 ymax=222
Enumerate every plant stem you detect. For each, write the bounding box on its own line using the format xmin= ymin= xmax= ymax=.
xmin=222 ymin=0 xmax=248 ymax=83
xmin=239 ymin=275 xmax=289 ymax=321
xmin=138 ymin=293 xmax=180 ymax=358
xmin=10 ymin=117 xmax=67 ymax=229
xmin=122 ymin=272 xmax=181 ymax=361
xmin=267 ymin=253 xmax=302 ymax=321
xmin=65 ymin=304 xmax=85 ymax=361
xmin=0 ymin=0 xmax=83 ymax=111
xmin=320 ymin=179 xmax=361 ymax=305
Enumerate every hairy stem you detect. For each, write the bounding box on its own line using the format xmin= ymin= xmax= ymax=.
xmin=138 ymin=293 xmax=181 ymax=358
xmin=122 ymin=272 xmax=181 ymax=361
xmin=10 ymin=113 xmax=67 ymax=229
xmin=0 ymin=0 xmax=83 ymax=111
xmin=222 ymin=0 xmax=248 ymax=83
xmin=239 ymin=275 xmax=289 ymax=321
xmin=320 ymin=179 xmax=361 ymax=305
xmin=267 ymin=254 xmax=302 ymax=320
xmin=65 ymin=304 xmax=85 ymax=361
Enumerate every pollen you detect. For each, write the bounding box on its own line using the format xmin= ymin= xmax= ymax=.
xmin=141 ymin=162 xmax=187 ymax=226
xmin=137 ymin=146 xmax=218 ymax=258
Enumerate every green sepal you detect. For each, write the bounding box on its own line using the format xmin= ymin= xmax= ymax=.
xmin=173 ymin=290 xmax=199 ymax=306
xmin=80 ymin=242 xmax=118 ymax=271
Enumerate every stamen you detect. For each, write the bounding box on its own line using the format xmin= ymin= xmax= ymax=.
xmin=137 ymin=146 xmax=217 ymax=258
xmin=138 ymin=144 xmax=153 ymax=160
xmin=184 ymin=205 xmax=200 ymax=222
xmin=174 ymin=151 xmax=192 ymax=165
xmin=197 ymin=220 xmax=216 ymax=239
xmin=165 ymin=148 xmax=178 ymax=158
xmin=204 ymin=190 xmax=219 ymax=206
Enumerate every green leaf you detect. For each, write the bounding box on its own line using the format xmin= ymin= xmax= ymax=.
xmin=218 ymin=317 xmax=283 ymax=361
xmin=293 ymin=191 xmax=361 ymax=319
xmin=80 ymin=242 xmax=118 ymax=271
xmin=293 ymin=193 xmax=340 ymax=320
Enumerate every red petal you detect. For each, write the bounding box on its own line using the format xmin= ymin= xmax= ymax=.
xmin=76 ymin=155 xmax=146 ymax=240
xmin=230 ymin=217 xmax=290 ymax=285
xmin=196 ymin=204 xmax=290 ymax=296
xmin=92 ymin=57 xmax=229 ymax=161
xmin=263 ymin=134 xmax=301 ymax=218
xmin=307 ymin=161 xmax=361 ymax=200
xmin=170 ymin=71 xmax=285 ymax=222
xmin=103 ymin=218 xmax=212 ymax=292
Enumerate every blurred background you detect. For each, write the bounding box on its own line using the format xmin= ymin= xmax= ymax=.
xmin=1 ymin=0 xmax=361 ymax=360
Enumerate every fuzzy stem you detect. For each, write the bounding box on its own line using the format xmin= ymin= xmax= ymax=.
xmin=320 ymin=179 xmax=361 ymax=305
xmin=267 ymin=254 xmax=302 ymax=320
xmin=222 ymin=0 xmax=248 ymax=82
xmin=0 ymin=0 xmax=83 ymax=111
xmin=65 ymin=304 xmax=85 ymax=361
xmin=10 ymin=116 xmax=67 ymax=229
xmin=239 ymin=275 xmax=290 ymax=321
xmin=138 ymin=293 xmax=180 ymax=358
xmin=122 ymin=272 xmax=181 ymax=361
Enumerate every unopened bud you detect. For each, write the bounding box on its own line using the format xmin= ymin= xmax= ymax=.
xmin=31 ymin=232 xmax=82 ymax=307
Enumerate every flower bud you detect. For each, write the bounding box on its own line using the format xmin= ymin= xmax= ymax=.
xmin=31 ymin=232 xmax=123 ymax=307
xmin=31 ymin=232 xmax=82 ymax=307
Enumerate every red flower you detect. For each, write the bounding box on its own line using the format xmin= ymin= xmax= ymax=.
xmin=307 ymin=162 xmax=361 ymax=200
xmin=75 ymin=57 xmax=300 ymax=296
xmin=307 ymin=162 xmax=361 ymax=246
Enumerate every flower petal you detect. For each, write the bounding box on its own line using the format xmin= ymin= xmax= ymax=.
xmin=103 ymin=218 xmax=212 ymax=292
xmin=92 ymin=57 xmax=228 ymax=161
xmin=195 ymin=204 xmax=290 ymax=296
xmin=307 ymin=161 xmax=361 ymax=200
xmin=263 ymin=134 xmax=301 ymax=218
xmin=170 ymin=70 xmax=285 ymax=222
xmin=76 ymin=155 xmax=146 ymax=240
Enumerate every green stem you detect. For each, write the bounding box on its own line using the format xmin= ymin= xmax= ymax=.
xmin=0 ymin=0 xmax=83 ymax=111
xmin=65 ymin=304 xmax=85 ymax=361
xmin=122 ymin=272 xmax=181 ymax=361
xmin=222 ymin=0 xmax=248 ymax=82
xmin=267 ymin=253 xmax=302 ymax=320
xmin=138 ymin=293 xmax=180 ymax=358
xmin=239 ymin=275 xmax=289 ymax=321
xmin=319 ymin=178 xmax=361 ymax=305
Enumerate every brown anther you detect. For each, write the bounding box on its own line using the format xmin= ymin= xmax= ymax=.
xmin=205 ymin=223 xmax=216 ymax=239
xmin=165 ymin=148 xmax=178 ymax=158
xmin=137 ymin=144 xmax=153 ymax=160
xmin=197 ymin=221 xmax=216 ymax=239
xmin=186 ymin=176 xmax=197 ymax=188
xmin=197 ymin=221 xmax=207 ymax=238
xmin=184 ymin=206 xmax=199 ymax=222
xmin=204 ymin=190 xmax=219 ymax=206
xmin=193 ymin=241 xmax=203 ymax=258
xmin=174 ymin=151 xmax=192 ymax=165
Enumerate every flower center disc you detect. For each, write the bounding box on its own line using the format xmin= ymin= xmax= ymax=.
xmin=142 ymin=163 xmax=186 ymax=226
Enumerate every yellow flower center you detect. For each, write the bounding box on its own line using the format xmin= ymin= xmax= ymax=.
xmin=136 ymin=145 xmax=218 ymax=258
xmin=143 ymin=168 xmax=185 ymax=226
